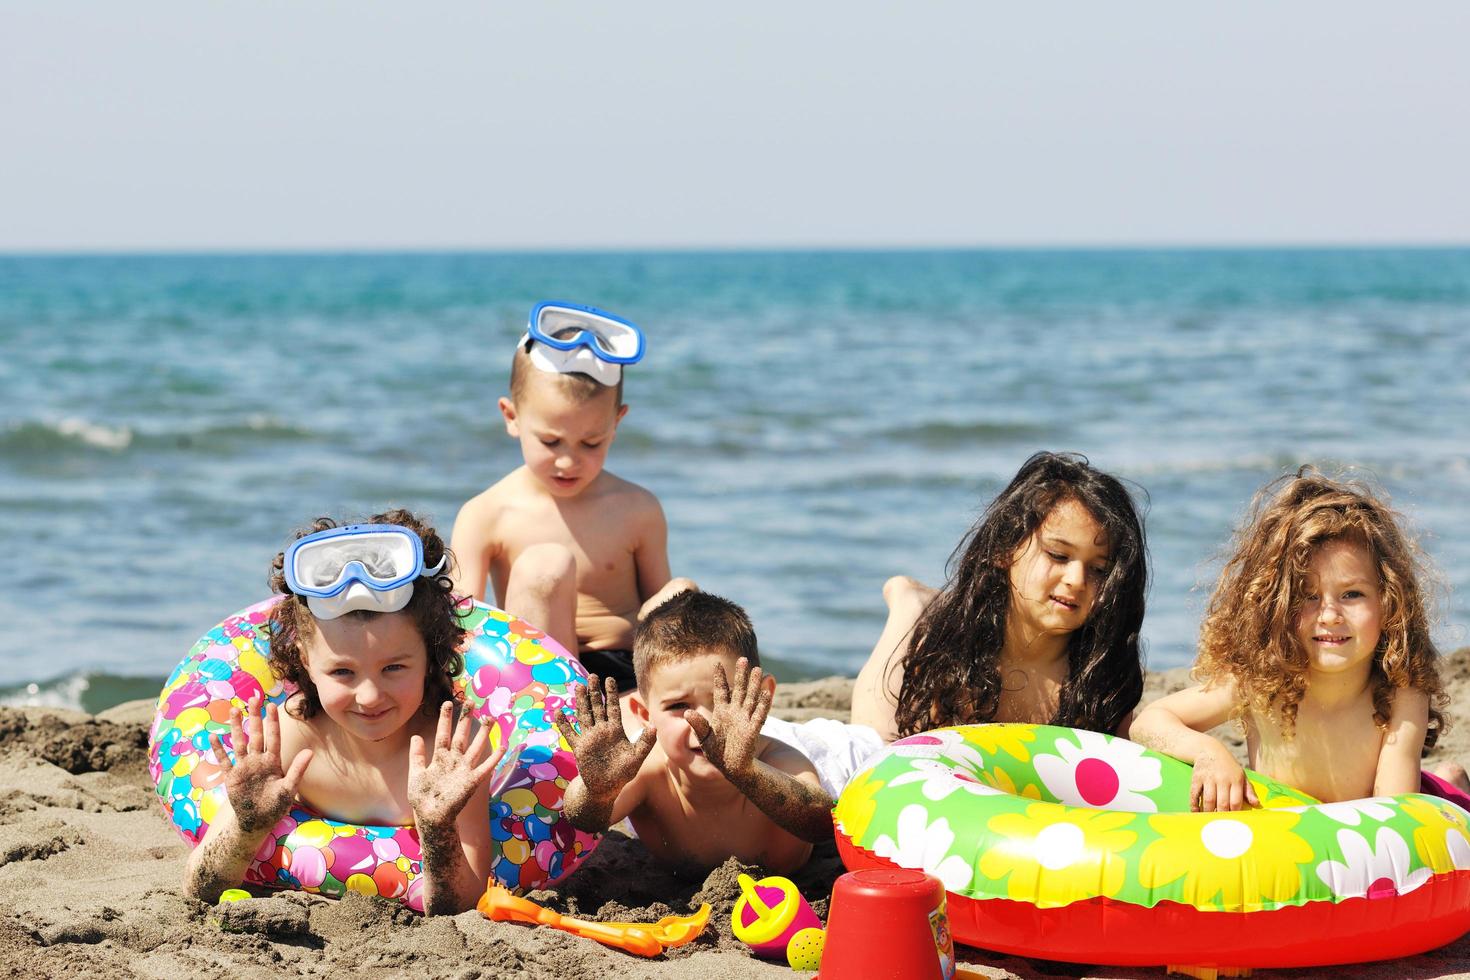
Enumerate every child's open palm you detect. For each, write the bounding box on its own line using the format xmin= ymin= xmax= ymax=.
xmin=685 ymin=657 xmax=772 ymax=780
xmin=555 ymin=676 xmax=656 ymax=799
xmin=208 ymin=695 xmax=314 ymax=834
xmin=407 ymin=702 xmax=504 ymax=829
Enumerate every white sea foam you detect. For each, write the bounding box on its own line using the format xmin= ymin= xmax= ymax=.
xmin=0 ymin=673 xmax=90 ymax=712
xmin=53 ymin=418 xmax=134 ymax=451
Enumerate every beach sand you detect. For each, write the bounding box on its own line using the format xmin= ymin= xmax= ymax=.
xmin=5 ymin=659 xmax=1470 ymax=979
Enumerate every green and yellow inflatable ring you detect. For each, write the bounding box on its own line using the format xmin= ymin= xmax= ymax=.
xmin=834 ymin=724 xmax=1470 ymax=969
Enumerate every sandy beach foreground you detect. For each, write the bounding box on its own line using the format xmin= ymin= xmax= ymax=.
xmin=6 ymin=658 xmax=1470 ymax=980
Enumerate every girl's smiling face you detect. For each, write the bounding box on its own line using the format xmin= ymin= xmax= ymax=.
xmin=1006 ymin=497 xmax=1112 ymax=642
xmin=1295 ymin=536 xmax=1383 ymax=679
xmin=301 ymin=610 xmax=428 ymax=741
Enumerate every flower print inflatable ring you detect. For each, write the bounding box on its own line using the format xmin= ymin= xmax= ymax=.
xmin=149 ymin=597 xmax=597 ymax=911
xmin=833 ymin=724 xmax=1470 ymax=969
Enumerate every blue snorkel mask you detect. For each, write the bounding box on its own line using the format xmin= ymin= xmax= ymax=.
xmin=284 ymin=524 xmax=447 ymax=620
xmin=520 ymin=300 xmax=645 ymax=386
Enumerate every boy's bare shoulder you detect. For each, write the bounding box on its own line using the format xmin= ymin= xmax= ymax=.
xmin=462 ymin=468 xmax=532 ymax=508
xmin=456 ymin=468 xmax=544 ymax=526
xmin=757 ymin=733 xmax=821 ymax=780
xmin=621 ymin=742 xmax=672 ymax=814
xmin=591 ymin=471 xmax=665 ymax=520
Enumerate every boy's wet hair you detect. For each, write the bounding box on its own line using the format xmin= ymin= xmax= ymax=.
xmin=266 ymin=508 xmax=466 ymax=721
xmin=894 ymin=451 xmax=1148 ymax=739
xmin=509 ymin=330 xmax=625 ymax=408
xmin=1196 ymin=466 xmax=1448 ymax=750
xmin=633 ymin=591 xmax=759 ymax=691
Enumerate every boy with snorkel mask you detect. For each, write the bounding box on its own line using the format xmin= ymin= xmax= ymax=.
xmin=450 ymin=302 xmax=695 ymax=710
xmin=182 ymin=512 xmax=503 ymax=915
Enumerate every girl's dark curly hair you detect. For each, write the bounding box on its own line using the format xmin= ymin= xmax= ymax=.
xmin=893 ymin=452 xmax=1148 ymax=738
xmin=267 ymin=508 xmax=466 ymax=721
xmin=1196 ymin=467 xmax=1447 ymax=750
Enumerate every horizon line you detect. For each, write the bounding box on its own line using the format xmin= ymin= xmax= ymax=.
xmin=5 ymin=240 xmax=1470 ymax=259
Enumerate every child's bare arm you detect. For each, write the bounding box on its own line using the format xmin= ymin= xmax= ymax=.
xmin=407 ymin=703 xmax=504 ymax=915
xmin=554 ymin=676 xmax=656 ymax=833
xmin=183 ymin=698 xmax=313 ymax=902
xmin=1375 ymin=687 xmax=1430 ymax=797
xmin=449 ymin=494 xmax=498 ymax=602
xmin=1130 ymin=681 xmax=1257 ymax=812
xmin=631 ymin=494 xmax=673 ymax=606
xmin=684 ymin=659 xmax=835 ymax=845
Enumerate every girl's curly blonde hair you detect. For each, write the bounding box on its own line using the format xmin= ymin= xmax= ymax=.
xmin=1196 ymin=467 xmax=1446 ymax=752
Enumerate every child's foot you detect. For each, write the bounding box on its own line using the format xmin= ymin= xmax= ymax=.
xmin=882 ymin=575 xmax=936 ymax=613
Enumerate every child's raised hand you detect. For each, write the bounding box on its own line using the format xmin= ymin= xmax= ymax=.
xmin=553 ymin=676 xmax=656 ymax=800
xmin=684 ymin=657 xmax=772 ymax=780
xmin=407 ymin=701 xmax=505 ymax=830
xmin=208 ymin=695 xmax=314 ymax=835
xmin=1190 ymin=742 xmax=1260 ymax=812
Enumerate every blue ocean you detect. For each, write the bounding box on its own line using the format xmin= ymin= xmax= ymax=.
xmin=3 ymin=250 xmax=1468 ymax=713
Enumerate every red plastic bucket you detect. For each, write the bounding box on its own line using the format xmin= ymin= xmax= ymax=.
xmin=819 ymin=868 xmax=956 ymax=979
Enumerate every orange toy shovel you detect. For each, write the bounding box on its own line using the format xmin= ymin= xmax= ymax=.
xmin=601 ymin=902 xmax=711 ymax=948
xmin=478 ymin=885 xmax=708 ymax=958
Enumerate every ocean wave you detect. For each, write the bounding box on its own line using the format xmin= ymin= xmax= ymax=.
xmin=0 ymin=673 xmax=94 ymax=712
xmin=0 ymin=671 xmax=162 ymax=714
xmin=0 ymin=418 xmax=134 ymax=453
xmin=0 ymin=415 xmax=316 ymax=459
xmin=137 ymin=414 xmax=318 ymax=449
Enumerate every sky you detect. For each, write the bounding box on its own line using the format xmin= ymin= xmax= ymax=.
xmin=3 ymin=2 xmax=1469 ymax=252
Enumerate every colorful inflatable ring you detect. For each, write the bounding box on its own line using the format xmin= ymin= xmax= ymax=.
xmin=834 ymin=724 xmax=1470 ymax=969
xmin=149 ymin=597 xmax=597 ymax=911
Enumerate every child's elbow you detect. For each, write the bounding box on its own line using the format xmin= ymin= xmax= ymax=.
xmin=1127 ymin=710 xmax=1158 ymax=742
xmin=765 ymin=836 xmax=815 ymax=875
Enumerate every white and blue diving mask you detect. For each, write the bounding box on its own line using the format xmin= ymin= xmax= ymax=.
xmin=283 ymin=523 xmax=447 ymax=621
xmin=519 ymin=300 xmax=645 ymax=387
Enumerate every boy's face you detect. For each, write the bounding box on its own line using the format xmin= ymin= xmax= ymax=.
xmin=630 ymin=650 xmax=751 ymax=780
xmin=1294 ymin=537 xmax=1383 ymax=679
xmin=499 ymin=376 xmax=627 ymax=499
xmin=301 ymin=610 xmax=428 ymax=742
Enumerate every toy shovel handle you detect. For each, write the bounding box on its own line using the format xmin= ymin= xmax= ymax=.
xmin=477 ymin=885 xmax=550 ymax=926
xmin=558 ymin=916 xmax=665 ymax=957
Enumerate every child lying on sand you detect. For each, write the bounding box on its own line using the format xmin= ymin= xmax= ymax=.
xmin=555 ymin=591 xmax=881 ymax=874
xmin=182 ymin=512 xmax=503 ymax=914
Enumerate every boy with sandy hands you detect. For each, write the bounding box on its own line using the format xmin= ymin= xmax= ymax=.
xmin=554 ymin=592 xmax=836 ymax=875
xmin=451 ymin=302 xmax=693 ymax=699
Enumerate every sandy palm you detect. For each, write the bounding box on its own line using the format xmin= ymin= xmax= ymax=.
xmin=555 ymin=675 xmax=656 ymax=797
xmin=408 ymin=701 xmax=504 ymax=828
xmin=208 ymin=695 xmax=313 ymax=835
xmin=684 ymin=657 xmax=772 ymax=778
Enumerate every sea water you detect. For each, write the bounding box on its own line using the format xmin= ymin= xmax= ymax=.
xmin=3 ymin=249 xmax=1468 ymax=711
